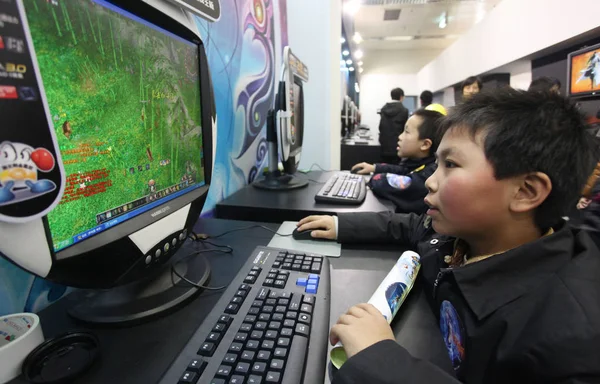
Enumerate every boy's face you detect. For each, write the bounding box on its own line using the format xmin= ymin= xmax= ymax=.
xmin=462 ymin=83 xmax=480 ymax=99
xmin=397 ymin=115 xmax=429 ymax=158
xmin=424 ymin=128 xmax=516 ymax=239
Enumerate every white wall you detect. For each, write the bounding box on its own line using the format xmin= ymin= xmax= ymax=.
xmin=288 ymin=0 xmax=341 ymax=170
xmin=418 ymin=0 xmax=600 ymax=92
xmin=363 ymin=49 xmax=442 ymax=74
xmin=359 ymin=73 xmax=418 ymax=130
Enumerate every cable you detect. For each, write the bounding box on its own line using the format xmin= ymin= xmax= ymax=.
xmin=193 ymin=225 xmax=293 ymax=240
xmin=308 ymin=178 xmax=325 ymax=184
xmin=170 ymin=248 xmax=232 ymax=291
xmin=306 ymin=163 xmax=332 ymax=173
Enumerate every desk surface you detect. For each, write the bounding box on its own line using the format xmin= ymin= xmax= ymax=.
xmin=216 ymin=171 xmax=395 ymax=223
xmin=11 ymin=218 xmax=451 ymax=384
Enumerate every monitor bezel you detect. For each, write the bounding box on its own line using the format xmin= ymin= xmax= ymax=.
xmin=567 ymin=42 xmax=600 ymax=99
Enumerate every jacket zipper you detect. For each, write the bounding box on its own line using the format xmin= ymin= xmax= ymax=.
xmin=433 ymin=268 xmax=452 ymax=299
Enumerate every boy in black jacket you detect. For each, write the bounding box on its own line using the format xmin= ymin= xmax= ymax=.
xmin=298 ymin=89 xmax=600 ymax=383
xmin=352 ymin=109 xmax=443 ymax=213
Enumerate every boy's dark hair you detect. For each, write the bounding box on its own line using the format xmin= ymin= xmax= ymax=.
xmin=391 ymin=88 xmax=405 ymax=101
xmin=441 ymin=88 xmax=597 ymax=229
xmin=528 ymin=76 xmax=561 ymax=92
xmin=462 ymin=76 xmax=483 ymax=91
xmin=420 ymin=90 xmax=433 ymax=106
xmin=413 ymin=109 xmax=444 ymax=154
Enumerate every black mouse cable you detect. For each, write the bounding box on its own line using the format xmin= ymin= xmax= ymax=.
xmin=191 ymin=225 xmax=294 ymax=240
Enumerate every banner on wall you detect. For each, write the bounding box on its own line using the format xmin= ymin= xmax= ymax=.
xmin=162 ymin=0 xmax=221 ymax=21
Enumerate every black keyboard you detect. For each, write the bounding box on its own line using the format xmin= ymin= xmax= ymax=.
xmin=315 ymin=172 xmax=366 ymax=205
xmin=160 ymin=246 xmax=330 ymax=384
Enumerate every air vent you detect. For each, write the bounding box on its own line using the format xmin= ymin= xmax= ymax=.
xmin=383 ymin=9 xmax=401 ymax=20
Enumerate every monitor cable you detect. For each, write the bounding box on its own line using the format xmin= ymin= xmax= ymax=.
xmin=191 ymin=225 xmax=294 ymax=240
xmin=171 ymin=242 xmax=233 ymax=291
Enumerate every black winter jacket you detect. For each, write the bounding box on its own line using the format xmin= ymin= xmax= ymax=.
xmin=378 ymin=102 xmax=409 ymax=156
xmin=334 ymin=211 xmax=600 ymax=384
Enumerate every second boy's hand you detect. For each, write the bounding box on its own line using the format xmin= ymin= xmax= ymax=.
xmin=330 ymin=303 xmax=395 ymax=359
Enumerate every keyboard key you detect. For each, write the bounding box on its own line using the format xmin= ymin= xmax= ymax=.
xmin=277 ymin=337 xmax=290 ymax=348
xmin=234 ymin=332 xmax=248 ymax=342
xmin=274 ymin=280 xmax=286 ymax=288
xmin=246 ymin=340 xmax=260 ymax=350
xmin=247 ymin=376 xmax=263 ymax=384
xmin=265 ymin=371 xmax=281 ymax=383
xmin=279 ymin=270 xmax=290 ymax=277
xmin=252 ymin=300 xmax=264 ymax=308
xmin=240 ymin=323 xmax=253 ymax=332
xmin=235 ymin=362 xmax=250 ymax=375
xmin=301 ymin=265 xmax=311 ymax=272
xmin=310 ymin=263 xmax=321 ymax=274
xmin=282 ymin=262 xmax=292 ymax=269
xmin=187 ymin=358 xmax=207 ymax=373
xmin=179 ymin=371 xmax=199 ymax=384
xmin=256 ymin=288 xmax=270 ymax=300
xmin=265 ymin=330 xmax=278 ymax=339
xmin=261 ymin=339 xmax=275 ymax=350
xmin=241 ymin=350 xmax=255 ymax=362
xmin=262 ymin=306 xmax=274 ymax=314
xmin=267 ymin=273 xmax=277 ymax=279
xmin=275 ymin=306 xmax=287 ymax=313
xmin=280 ymin=336 xmax=308 ymax=384
xmin=272 ymin=262 xmax=281 ymax=268
xmin=273 ymin=347 xmax=287 ymax=359
xmin=278 ymin=298 xmax=290 ymax=306
xmin=255 ymin=321 xmax=267 ymax=330
xmin=285 ymin=311 xmax=298 ymax=319
xmin=219 ymin=315 xmax=233 ymax=325
xmin=258 ymin=313 xmax=271 ymax=322
xmin=210 ymin=378 xmax=226 ymax=384
xmin=216 ymin=364 xmax=232 ymax=378
xmin=263 ymin=279 xmax=274 ymax=287
xmin=308 ymin=274 xmax=319 ymax=281
xmin=225 ymin=303 xmax=239 ymax=314
xmin=228 ymin=342 xmax=243 ymax=353
xmin=272 ymin=313 xmax=284 ymax=322
xmin=295 ymin=323 xmax=310 ymax=337
xmin=239 ymin=284 xmax=250 ymax=291
xmin=268 ymin=291 xmax=279 ymax=299
xmin=207 ymin=332 xmax=222 ymax=343
xmin=252 ymin=361 xmax=268 ymax=374
xmin=270 ymin=359 xmax=285 ymax=371
xmin=276 ymin=274 xmax=288 ymax=281
xmin=313 ymin=257 xmax=323 ymax=263
xmin=257 ymin=350 xmax=271 ymax=361
xmin=291 ymin=264 xmax=302 ymax=271
xmin=305 ymin=285 xmax=317 ymax=294
xmin=280 ymin=327 xmax=293 ymax=337
xmin=283 ymin=319 xmax=295 ymax=328
xmin=289 ymin=294 xmax=302 ymax=311
xmin=223 ymin=353 xmax=238 ymax=365
xmin=300 ymin=304 xmax=313 ymax=314
xmin=245 ymin=315 xmax=257 ymax=323
xmin=248 ymin=270 xmax=259 ymax=277
xmin=298 ymin=313 xmax=311 ymax=325
xmin=251 ymin=330 xmax=264 ymax=339
xmin=244 ymin=275 xmax=256 ymax=284
xmin=236 ymin=290 xmax=247 ymax=298
xmin=198 ymin=342 xmax=216 ymax=357
xmin=302 ymin=296 xmax=315 ymax=305
xmin=229 ymin=375 xmax=245 ymax=384
xmin=213 ymin=323 xmax=227 ymax=332
xmin=265 ymin=298 xmax=277 ymax=306
xmin=268 ymin=321 xmax=282 ymax=331
xmin=251 ymin=266 xmax=262 ymax=272
xmin=307 ymin=278 xmax=318 ymax=286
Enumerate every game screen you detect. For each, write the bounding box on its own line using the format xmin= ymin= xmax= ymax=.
xmin=570 ymin=45 xmax=600 ymax=95
xmin=23 ymin=0 xmax=205 ymax=252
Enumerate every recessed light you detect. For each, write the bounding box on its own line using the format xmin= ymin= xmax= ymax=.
xmin=346 ymin=59 xmax=353 ymax=65
xmin=342 ymin=50 xmax=350 ymax=56
xmin=349 ymin=67 xmax=355 ymax=72
xmin=354 ymin=50 xmax=363 ymax=59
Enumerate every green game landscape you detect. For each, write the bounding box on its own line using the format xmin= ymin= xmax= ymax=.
xmin=24 ymin=0 xmax=204 ymax=251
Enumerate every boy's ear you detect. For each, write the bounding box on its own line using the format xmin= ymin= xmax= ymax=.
xmin=420 ymin=138 xmax=433 ymax=152
xmin=510 ymin=172 xmax=552 ymax=213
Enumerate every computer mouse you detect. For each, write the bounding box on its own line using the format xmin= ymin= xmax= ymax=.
xmin=351 ymin=166 xmax=363 ymax=174
xmin=292 ymin=228 xmax=329 ymax=241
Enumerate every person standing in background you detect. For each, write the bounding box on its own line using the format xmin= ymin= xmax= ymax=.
xmin=420 ymin=90 xmax=433 ymax=108
xmin=528 ymin=76 xmax=562 ymax=94
xmin=379 ymin=88 xmax=409 ymax=164
xmin=461 ymin=76 xmax=482 ymax=100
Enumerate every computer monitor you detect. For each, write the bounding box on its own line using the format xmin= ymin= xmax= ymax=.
xmin=253 ymin=47 xmax=309 ymax=190
xmin=0 ymin=0 xmax=214 ymax=323
xmin=567 ymin=42 xmax=600 ymax=98
xmin=341 ymin=95 xmax=350 ymax=137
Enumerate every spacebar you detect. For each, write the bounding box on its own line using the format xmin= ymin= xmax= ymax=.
xmin=281 ymin=335 xmax=308 ymax=384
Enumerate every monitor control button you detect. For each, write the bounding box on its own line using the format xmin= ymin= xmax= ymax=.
xmin=172 ymin=238 xmax=177 ymax=246
xmin=164 ymin=243 xmax=170 ymax=252
xmin=145 ymin=255 xmax=152 ymax=265
xmin=179 ymin=231 xmax=186 ymax=241
xmin=155 ymin=249 xmax=162 ymax=258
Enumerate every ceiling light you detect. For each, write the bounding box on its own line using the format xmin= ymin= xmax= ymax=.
xmin=340 ymin=60 xmax=346 ymax=66
xmin=342 ymin=50 xmax=350 ymax=56
xmin=341 ymin=37 xmax=346 ymax=44
xmin=354 ymin=50 xmax=364 ymax=60
xmin=359 ymin=67 xmax=364 ymax=73
xmin=346 ymin=59 xmax=353 ymax=65
xmin=344 ymin=0 xmax=361 ymax=16
xmin=383 ymin=36 xmax=414 ymax=41
xmin=353 ymin=32 xmax=363 ymax=44
xmin=358 ymin=61 xmax=364 ymax=66
xmin=349 ymin=67 xmax=355 ymax=72
xmin=438 ymin=11 xmax=447 ymax=29
xmin=475 ymin=3 xmax=485 ymax=24
xmin=355 ymin=83 xmax=360 ymax=93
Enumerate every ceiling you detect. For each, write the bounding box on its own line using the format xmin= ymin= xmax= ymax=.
xmin=352 ymin=0 xmax=503 ymax=53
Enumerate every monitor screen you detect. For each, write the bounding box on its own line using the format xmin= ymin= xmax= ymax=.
xmin=569 ymin=44 xmax=600 ymax=96
xmin=288 ymin=79 xmax=303 ymax=158
xmin=23 ymin=0 xmax=205 ymax=252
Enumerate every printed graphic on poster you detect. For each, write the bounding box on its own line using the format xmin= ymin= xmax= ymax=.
xmin=163 ymin=0 xmax=221 ymax=21
xmin=0 ymin=0 xmax=64 ymax=223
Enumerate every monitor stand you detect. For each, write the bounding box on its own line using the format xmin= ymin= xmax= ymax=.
xmin=253 ymin=170 xmax=308 ymax=190
xmin=67 ymin=254 xmax=210 ymax=325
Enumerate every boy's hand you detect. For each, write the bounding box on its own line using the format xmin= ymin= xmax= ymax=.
xmin=330 ymin=303 xmax=395 ymax=359
xmin=297 ymin=215 xmax=336 ymax=239
xmin=351 ymin=162 xmax=375 ymax=175
xmin=578 ymin=197 xmax=592 ymax=210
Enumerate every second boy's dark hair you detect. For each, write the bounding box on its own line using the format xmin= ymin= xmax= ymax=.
xmin=528 ymin=76 xmax=561 ymax=92
xmin=391 ymin=88 xmax=404 ymax=100
xmin=441 ymin=88 xmax=596 ymax=229
xmin=413 ymin=109 xmax=444 ymax=154
xmin=462 ymin=76 xmax=482 ymax=91
xmin=420 ymin=90 xmax=433 ymax=106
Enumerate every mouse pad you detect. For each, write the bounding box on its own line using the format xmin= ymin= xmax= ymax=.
xmin=267 ymin=221 xmax=342 ymax=257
